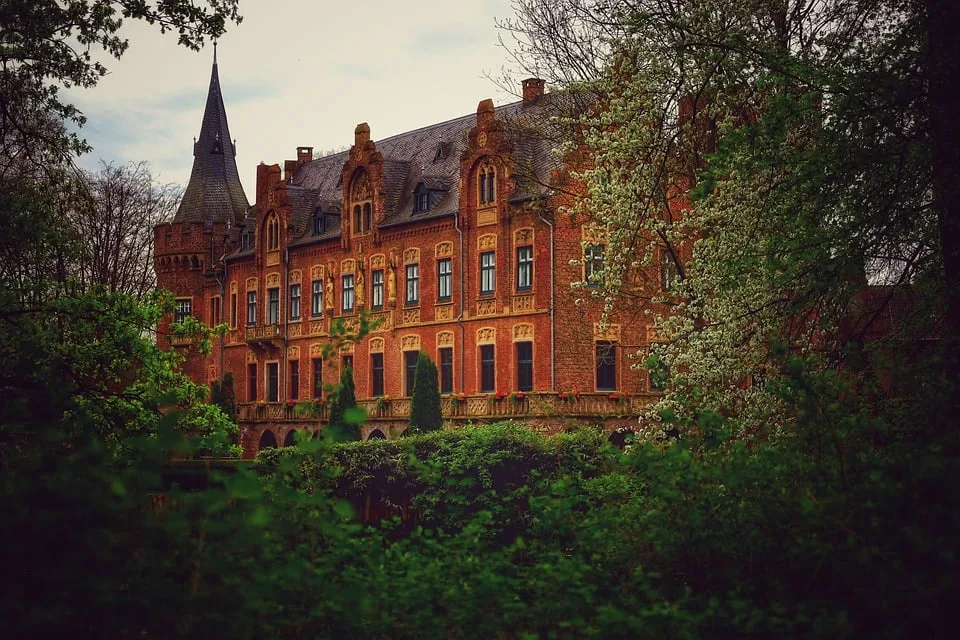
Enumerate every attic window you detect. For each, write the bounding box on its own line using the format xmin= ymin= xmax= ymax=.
xmin=433 ymin=141 xmax=449 ymax=163
xmin=312 ymin=209 xmax=327 ymax=235
xmin=413 ymin=183 xmax=431 ymax=214
xmin=241 ymin=228 xmax=254 ymax=251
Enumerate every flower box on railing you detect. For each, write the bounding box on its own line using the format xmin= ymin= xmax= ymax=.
xmin=494 ymin=391 xmax=506 ymax=401
xmin=510 ymin=391 xmax=526 ymax=402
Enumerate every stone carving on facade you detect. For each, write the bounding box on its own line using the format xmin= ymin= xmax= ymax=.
xmin=435 ymin=304 xmax=453 ymax=321
xmin=309 ymin=343 xmax=325 ymax=357
xmin=355 ymin=269 xmax=365 ymax=307
xmin=289 ymin=269 xmax=301 ymax=284
xmin=437 ymin=331 xmax=454 ymax=347
xmin=513 ymin=323 xmax=534 ymax=341
xmin=514 ymin=227 xmax=533 ymax=245
xmin=325 ymin=277 xmax=334 ymax=310
xmin=435 ymin=241 xmax=453 ymax=257
xmin=478 ymin=234 xmax=497 ymax=251
xmin=310 ymin=264 xmax=324 ymax=280
xmin=309 ymin=320 xmax=325 ymax=335
xmin=512 ymin=294 xmax=535 ymax=313
xmin=369 ymin=337 xmax=385 ymax=352
xmin=266 ymin=272 xmax=280 ymax=287
xmin=477 ymin=327 xmax=496 ymax=344
xmin=582 ymin=225 xmax=607 ymax=243
xmin=288 ymin=324 xmax=302 ymax=337
xmin=403 ymin=248 xmax=420 ymax=264
xmin=370 ymin=253 xmax=385 ymax=269
xmin=387 ymin=267 xmax=397 ymax=303
xmin=245 ymin=277 xmax=257 ymax=290
xmin=402 ymin=309 xmax=420 ymax=325
xmin=593 ymin=322 xmax=622 ymax=342
xmin=246 ymin=350 xmax=257 ymax=363
xmin=400 ymin=334 xmax=421 ymax=351
xmin=477 ymin=299 xmax=496 ymax=316
xmin=230 ymin=281 xmax=238 ymax=294
xmin=287 ymin=346 xmax=300 ymax=359
xmin=341 ymin=258 xmax=355 ymax=273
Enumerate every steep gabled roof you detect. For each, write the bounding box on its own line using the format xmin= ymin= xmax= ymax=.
xmin=174 ymin=51 xmax=249 ymax=224
xmin=285 ymin=94 xmax=569 ymax=239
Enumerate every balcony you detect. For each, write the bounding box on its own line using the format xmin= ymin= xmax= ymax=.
xmin=237 ymin=401 xmax=328 ymax=422
xmin=245 ymin=323 xmax=284 ymax=346
xmin=235 ymin=393 xmax=652 ymax=426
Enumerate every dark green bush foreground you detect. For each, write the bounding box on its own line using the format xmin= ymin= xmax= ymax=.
xmin=4 ymin=365 xmax=959 ymax=640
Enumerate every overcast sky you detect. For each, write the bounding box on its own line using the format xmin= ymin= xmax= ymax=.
xmin=70 ymin=0 xmax=521 ymax=193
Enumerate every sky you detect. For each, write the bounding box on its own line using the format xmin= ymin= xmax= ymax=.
xmin=70 ymin=0 xmax=521 ymax=193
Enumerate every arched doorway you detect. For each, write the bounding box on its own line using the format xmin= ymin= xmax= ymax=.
xmin=283 ymin=430 xmax=298 ymax=447
xmin=258 ymin=429 xmax=277 ymax=451
xmin=367 ymin=429 xmax=387 ymax=440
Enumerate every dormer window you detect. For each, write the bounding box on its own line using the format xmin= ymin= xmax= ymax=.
xmin=478 ymin=160 xmax=496 ymax=206
xmin=350 ymin=170 xmax=372 ymax=235
xmin=266 ymin=213 xmax=280 ymax=251
xmin=413 ymin=183 xmax=431 ymax=214
xmin=241 ymin=228 xmax=254 ymax=251
xmin=312 ymin=209 xmax=327 ymax=235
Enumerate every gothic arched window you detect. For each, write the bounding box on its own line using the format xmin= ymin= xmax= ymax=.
xmin=350 ymin=170 xmax=372 ymax=235
xmin=478 ymin=160 xmax=496 ymax=206
xmin=266 ymin=213 xmax=280 ymax=251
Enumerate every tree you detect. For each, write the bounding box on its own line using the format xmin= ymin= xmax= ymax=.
xmin=0 ymin=0 xmax=241 ymax=163
xmin=71 ymin=161 xmax=180 ymax=301
xmin=409 ymin=351 xmax=442 ymax=434
xmin=327 ymin=366 xmax=361 ymax=442
xmin=502 ymin=0 xmax=952 ymax=431
xmin=211 ymin=371 xmax=237 ymax=421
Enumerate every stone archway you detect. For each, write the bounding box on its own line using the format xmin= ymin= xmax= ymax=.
xmin=367 ymin=429 xmax=387 ymax=440
xmin=283 ymin=429 xmax=298 ymax=447
xmin=258 ymin=429 xmax=278 ymax=451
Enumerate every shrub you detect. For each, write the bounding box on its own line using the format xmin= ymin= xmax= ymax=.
xmin=409 ymin=351 xmax=442 ymax=434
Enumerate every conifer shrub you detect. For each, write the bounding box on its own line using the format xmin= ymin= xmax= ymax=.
xmin=326 ymin=366 xmax=362 ymax=442
xmin=408 ymin=351 xmax=442 ymax=434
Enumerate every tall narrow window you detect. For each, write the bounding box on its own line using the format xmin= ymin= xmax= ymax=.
xmin=437 ymin=258 xmax=452 ymax=301
xmin=585 ymin=243 xmax=605 ymax=287
xmin=246 ymin=291 xmax=256 ymax=326
xmin=351 ymin=170 xmax=372 ymax=235
xmin=439 ymin=347 xmax=453 ymax=395
xmin=266 ymin=214 xmax=280 ymax=250
xmin=372 ymin=270 xmax=384 ymax=309
xmin=342 ymin=274 xmax=355 ymax=313
xmin=266 ymin=362 xmax=279 ymax=402
xmin=175 ymin=298 xmax=192 ymax=324
xmin=517 ymin=246 xmax=533 ymax=291
xmin=596 ymin=341 xmax=617 ymax=391
xmin=268 ymin=287 xmax=279 ymax=325
xmin=290 ymin=284 xmax=301 ymax=320
xmin=289 ymin=360 xmax=300 ymax=400
xmin=480 ymin=345 xmax=495 ymax=393
xmin=230 ymin=293 xmax=237 ymax=328
xmin=480 ymin=251 xmax=496 ymax=295
xmin=478 ymin=163 xmax=496 ymax=205
xmin=517 ymin=342 xmax=533 ymax=391
xmin=209 ymin=296 xmax=220 ymax=327
xmin=404 ymin=350 xmax=418 ymax=397
xmin=371 ymin=353 xmax=384 ymax=397
xmin=406 ymin=264 xmax=419 ymax=306
xmin=353 ymin=205 xmax=362 ymax=235
xmin=363 ymin=203 xmax=372 ymax=232
xmin=312 ymin=280 xmax=323 ymax=317
xmin=247 ymin=363 xmax=257 ymax=402
xmin=311 ymin=358 xmax=323 ymax=398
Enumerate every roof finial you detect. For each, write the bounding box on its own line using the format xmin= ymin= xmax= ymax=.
xmin=213 ymin=40 xmax=218 ymax=65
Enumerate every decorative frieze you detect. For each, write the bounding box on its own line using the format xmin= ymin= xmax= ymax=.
xmin=288 ymin=324 xmax=302 ymax=338
xmin=287 ymin=346 xmax=300 ymax=359
xmin=370 ymin=253 xmax=386 ymax=269
xmin=341 ymin=258 xmax=355 ymax=273
xmin=477 ymin=299 xmax=496 ymax=316
xmin=369 ymin=337 xmax=385 ymax=352
xmin=266 ymin=250 xmax=280 ymax=267
xmin=289 ymin=269 xmax=302 ymax=284
xmin=403 ymin=248 xmax=420 ymax=264
xmin=514 ymin=227 xmax=534 ymax=245
xmin=478 ymin=234 xmax=497 ymax=251
xmin=512 ymin=294 xmax=535 ymax=313
xmin=310 ymin=264 xmax=325 ymax=280
xmin=594 ymin=322 xmax=622 ymax=342
xmin=400 ymin=334 xmax=421 ymax=351
xmin=477 ymin=327 xmax=496 ymax=344
xmin=435 ymin=304 xmax=454 ymax=321
xmin=435 ymin=241 xmax=454 ymax=257
xmin=245 ymin=277 xmax=258 ymax=290
xmin=512 ymin=323 xmax=534 ymax=341
xmin=402 ymin=308 xmax=421 ymax=325
xmin=266 ymin=272 xmax=281 ymax=287
xmin=437 ymin=331 xmax=454 ymax=347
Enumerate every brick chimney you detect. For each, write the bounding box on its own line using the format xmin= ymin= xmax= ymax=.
xmin=355 ymin=123 xmax=370 ymax=148
xmin=297 ymin=146 xmax=313 ymax=165
xmin=522 ymin=78 xmax=545 ymax=104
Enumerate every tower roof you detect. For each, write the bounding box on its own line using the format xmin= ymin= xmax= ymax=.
xmin=173 ymin=49 xmax=249 ymax=224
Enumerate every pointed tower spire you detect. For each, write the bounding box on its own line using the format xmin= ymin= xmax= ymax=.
xmin=173 ymin=48 xmax=249 ymax=224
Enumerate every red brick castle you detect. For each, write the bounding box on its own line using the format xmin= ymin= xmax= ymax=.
xmin=154 ymin=56 xmax=669 ymax=457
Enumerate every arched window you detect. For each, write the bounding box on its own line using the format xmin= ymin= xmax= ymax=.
xmin=266 ymin=213 xmax=280 ymax=251
xmin=350 ymin=169 xmax=372 ymax=235
xmin=478 ymin=160 xmax=496 ymax=205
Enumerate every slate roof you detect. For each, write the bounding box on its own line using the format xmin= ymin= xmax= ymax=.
xmin=285 ymin=93 xmax=569 ymax=243
xmin=174 ymin=55 xmax=250 ymax=224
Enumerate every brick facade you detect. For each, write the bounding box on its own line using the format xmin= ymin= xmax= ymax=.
xmin=156 ymin=61 xmax=672 ymax=458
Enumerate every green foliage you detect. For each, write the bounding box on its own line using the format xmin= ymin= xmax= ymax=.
xmin=326 ymin=365 xmax=361 ymax=442
xmin=409 ymin=351 xmax=442 ymax=434
xmin=210 ymin=372 xmax=237 ymax=421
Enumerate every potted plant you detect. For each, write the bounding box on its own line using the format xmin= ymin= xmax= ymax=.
xmin=511 ymin=390 xmax=526 ymax=402
xmin=494 ymin=390 xmax=506 ymax=401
